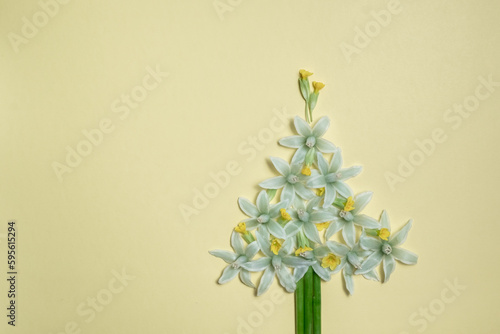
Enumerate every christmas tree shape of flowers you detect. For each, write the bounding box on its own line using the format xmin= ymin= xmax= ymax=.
xmin=210 ymin=70 xmax=418 ymax=334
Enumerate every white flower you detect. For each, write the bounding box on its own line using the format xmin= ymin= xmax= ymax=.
xmin=259 ymin=157 xmax=314 ymax=203
xmin=240 ymin=230 xmax=313 ymax=296
xmin=209 ymin=232 xmax=261 ymax=288
xmin=356 ymin=210 xmax=418 ymax=282
xmin=279 ymin=116 xmax=336 ymax=164
xmin=238 ymin=190 xmax=289 ymax=239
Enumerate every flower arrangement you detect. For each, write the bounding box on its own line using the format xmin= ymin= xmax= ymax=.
xmin=210 ymin=70 xmax=418 ymax=333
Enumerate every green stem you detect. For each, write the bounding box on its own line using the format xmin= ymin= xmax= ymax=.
xmin=305 ymin=103 xmax=311 ymax=123
xmin=304 ymin=267 xmax=314 ymax=334
xmin=295 ymin=277 xmax=305 ymax=334
xmin=313 ymin=272 xmax=321 ymax=334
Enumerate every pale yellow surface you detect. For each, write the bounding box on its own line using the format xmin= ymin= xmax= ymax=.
xmin=1 ymin=1 xmax=499 ymax=333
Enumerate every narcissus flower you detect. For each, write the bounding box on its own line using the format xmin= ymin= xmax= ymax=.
xmin=378 ymin=228 xmax=390 ymax=241
xmin=234 ymin=222 xmax=247 ymax=234
xmin=307 ymin=150 xmax=362 ymax=208
xmin=238 ymin=190 xmax=289 ymax=239
xmin=326 ymin=238 xmax=379 ymax=295
xmin=241 ymin=229 xmax=313 ymax=296
xmin=321 ymin=253 xmax=341 ymax=270
xmin=279 ymin=116 xmax=336 ymax=164
xmin=312 ymin=81 xmax=325 ymax=92
xmin=357 ymin=210 xmax=418 ymax=282
xmin=325 ymin=191 xmax=380 ymax=245
xmin=284 ymin=197 xmax=336 ymax=244
xmin=209 ymin=231 xmax=261 ymax=288
xmin=259 ymin=157 xmax=314 ymax=203
xmin=299 ymin=69 xmax=313 ymax=79
xmin=293 ymin=243 xmax=333 ymax=282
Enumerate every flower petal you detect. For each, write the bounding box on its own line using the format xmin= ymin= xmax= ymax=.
xmin=307 ymin=175 xmax=327 ymax=188
xmin=256 ymin=190 xmax=269 ymax=214
xmin=294 ymin=183 xmax=315 ymax=200
xmin=331 ymin=257 xmax=346 ymax=274
xmin=281 ymin=183 xmax=295 ymax=203
xmin=279 ymin=237 xmax=294 ymax=256
xmin=285 ymin=221 xmax=301 ymax=237
xmin=245 ymin=241 xmax=260 ymax=259
xmin=326 ymin=240 xmax=350 ymax=257
xmin=391 ymin=247 xmax=418 ymax=265
xmin=339 ymin=166 xmax=362 ymax=180
xmin=362 ymin=270 xmax=380 ymax=282
xmin=303 ymin=222 xmax=322 ymax=244
xmin=316 ymin=153 xmax=330 ymax=175
xmin=351 ymin=191 xmax=373 ymax=215
xmin=241 ymin=257 xmax=272 ymax=272
xmin=209 ymin=250 xmax=238 ymax=263
xmin=257 ymin=266 xmax=275 ymax=296
xmin=312 ymin=116 xmax=330 ymax=138
xmin=277 ymin=266 xmax=296 ymax=293
xmin=310 ymin=211 xmax=336 ymax=223
xmin=269 ymin=200 xmax=289 ymax=218
xmin=294 ymin=266 xmax=308 ymax=282
xmin=316 ymin=138 xmax=336 ymax=153
xmin=270 ymin=157 xmax=291 ymax=176
xmin=312 ymin=262 xmax=331 ymax=281
xmin=279 ymin=135 xmax=305 ymax=148
xmin=342 ymin=221 xmax=356 ymax=248
xmin=259 ymin=176 xmax=287 ymax=189
xmin=356 ymin=250 xmax=383 ymax=275
xmin=294 ymin=116 xmax=312 ymax=137
xmin=329 ymin=149 xmax=343 ymax=172
xmin=380 ymin=210 xmax=391 ymax=231
xmin=282 ymin=255 xmax=313 ymax=268
xmin=244 ymin=218 xmax=259 ymax=230
xmin=306 ymin=197 xmax=322 ymax=212
xmin=353 ymin=214 xmax=380 ymax=229
xmin=231 ymin=231 xmax=245 ymax=255
xmin=323 ymin=183 xmax=336 ymax=208
xmin=239 ymin=270 xmax=255 ymax=288
xmin=267 ymin=220 xmax=286 ymax=239
xmin=325 ymin=220 xmax=344 ymax=240
xmin=256 ymin=229 xmax=273 ymax=257
xmin=360 ymin=236 xmax=382 ymax=251
xmin=291 ymin=145 xmax=309 ymax=164
xmin=343 ymin=271 xmax=354 ymax=295
xmin=390 ymin=219 xmax=413 ymax=247
xmin=238 ymin=197 xmax=259 ymax=217
xmin=313 ymin=245 xmax=331 ymax=257
xmin=383 ymin=255 xmax=396 ymax=283
xmin=218 ymin=265 xmax=240 ymax=284
xmin=333 ymin=181 xmax=353 ymax=198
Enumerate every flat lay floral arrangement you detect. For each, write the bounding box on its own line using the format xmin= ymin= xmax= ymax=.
xmin=210 ymin=70 xmax=418 ymax=334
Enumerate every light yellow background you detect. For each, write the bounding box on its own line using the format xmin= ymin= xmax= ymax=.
xmin=1 ymin=0 xmax=499 ymax=333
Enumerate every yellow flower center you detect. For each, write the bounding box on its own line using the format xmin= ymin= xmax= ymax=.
xmin=295 ymin=246 xmax=313 ymax=256
xmin=234 ymin=222 xmax=246 ymax=234
xmin=378 ymin=228 xmax=390 ymax=241
xmin=271 ymin=238 xmax=283 ymax=255
xmin=316 ymin=187 xmax=325 ymax=196
xmin=280 ymin=208 xmax=292 ymax=221
xmin=316 ymin=221 xmax=330 ymax=231
xmin=301 ymin=165 xmax=311 ymax=176
xmin=344 ymin=196 xmax=355 ymax=212
xmin=312 ymin=81 xmax=325 ymax=93
xmin=321 ymin=253 xmax=341 ymax=270
xmin=299 ymin=69 xmax=313 ymax=79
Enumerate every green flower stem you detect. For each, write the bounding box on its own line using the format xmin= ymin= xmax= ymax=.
xmin=241 ymin=232 xmax=255 ymax=244
xmin=313 ymin=272 xmax=321 ymax=334
xmin=295 ymin=277 xmax=305 ymax=334
xmin=304 ymin=267 xmax=314 ymax=334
